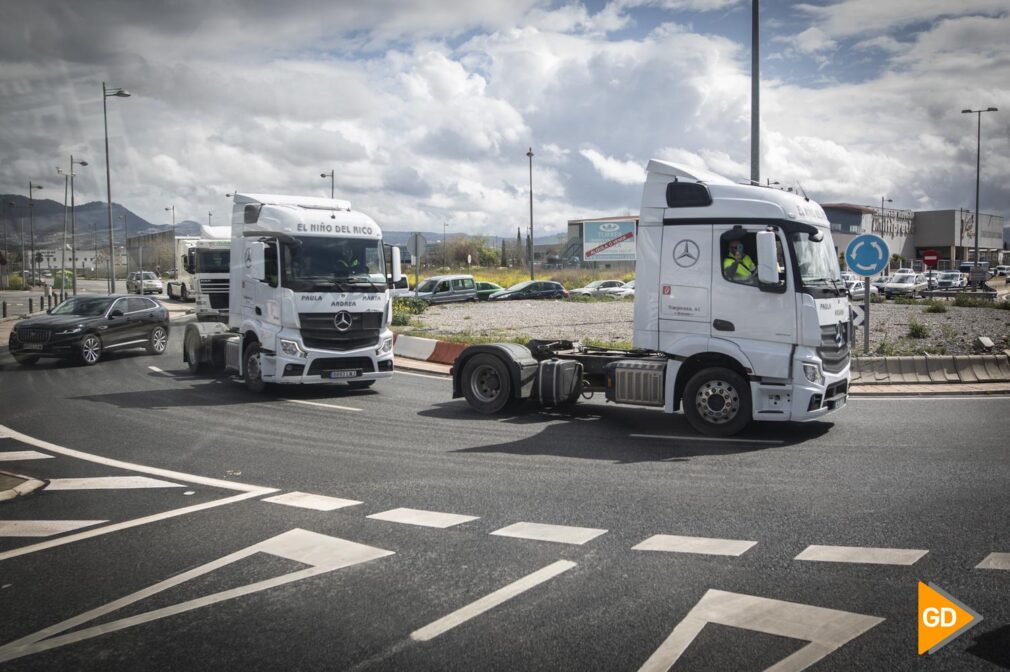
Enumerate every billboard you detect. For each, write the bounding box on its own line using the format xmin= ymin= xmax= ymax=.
xmin=583 ymin=220 xmax=636 ymax=262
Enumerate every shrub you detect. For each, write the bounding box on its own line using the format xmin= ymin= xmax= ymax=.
xmin=924 ymin=300 xmax=948 ymax=313
xmin=907 ymin=319 xmax=929 ymax=339
xmin=893 ymin=295 xmax=917 ymax=305
xmin=392 ymin=296 xmax=428 ymax=315
xmin=7 ymin=273 xmax=24 ymax=290
xmin=875 ymin=339 xmax=898 ymax=356
xmin=391 ymin=312 xmax=411 ymax=326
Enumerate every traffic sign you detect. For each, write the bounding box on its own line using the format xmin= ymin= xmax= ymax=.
xmin=850 ymin=304 xmax=864 ymax=327
xmin=922 ymin=249 xmax=939 ymax=268
xmin=845 ymin=234 xmax=889 ymax=277
xmin=407 ymin=233 xmax=427 ymax=259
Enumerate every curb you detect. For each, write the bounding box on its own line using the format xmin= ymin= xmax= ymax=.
xmin=0 ymin=470 xmax=48 ymax=503
xmin=852 ymin=354 xmax=1010 ymax=385
xmin=393 ymin=334 xmax=466 ymax=366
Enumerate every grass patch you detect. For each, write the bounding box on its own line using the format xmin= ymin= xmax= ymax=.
xmin=893 ymin=295 xmax=919 ymax=305
xmin=952 ymin=294 xmax=1010 ymax=310
xmin=907 ymin=319 xmax=929 ymax=339
xmin=875 ymin=338 xmax=899 ymax=356
xmin=405 ymin=266 xmax=632 ymax=291
xmin=582 ymin=337 xmax=636 ymax=350
xmin=923 ymin=300 xmax=948 ymax=313
xmin=938 ymin=324 xmax=957 ymax=340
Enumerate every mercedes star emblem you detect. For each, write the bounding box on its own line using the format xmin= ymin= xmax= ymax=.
xmin=333 ymin=311 xmax=353 ymax=332
xmin=673 ymin=239 xmax=700 ymax=267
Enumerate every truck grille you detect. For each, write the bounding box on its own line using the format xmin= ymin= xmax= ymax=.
xmin=17 ymin=328 xmax=51 ymax=344
xmin=208 ymin=293 xmax=229 ymax=309
xmin=298 ymin=312 xmax=382 ymax=351
xmin=199 ymin=279 xmax=229 ymax=292
xmin=818 ymin=323 xmax=850 ymax=374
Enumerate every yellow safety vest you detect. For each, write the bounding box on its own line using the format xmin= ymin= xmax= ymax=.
xmin=723 ymin=254 xmax=756 ymax=278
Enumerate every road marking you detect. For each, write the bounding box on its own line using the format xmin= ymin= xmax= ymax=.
xmin=367 ymin=507 xmax=479 ymax=529
xmin=0 ymin=529 xmax=393 ymax=664
xmin=631 ymin=434 xmax=783 ymax=445
xmin=639 ymin=589 xmax=884 ymax=672
xmin=0 ymin=424 xmax=271 ymax=492
xmin=0 ymin=451 xmax=53 ymax=461
xmin=45 ymin=476 xmax=184 ymax=490
xmin=0 ymin=520 xmax=107 ymax=537
xmin=396 ymin=370 xmax=451 ymax=381
xmin=633 ymin=534 xmax=757 ymax=557
xmin=795 ymin=544 xmax=928 ymax=566
xmin=849 ymin=395 xmax=1010 ymax=401
xmin=147 ymin=366 xmax=173 ymax=377
xmin=261 ymin=491 xmax=362 ymax=511
xmin=490 ymin=522 xmax=607 ymax=546
xmin=410 ymin=560 xmax=576 ymax=642
xmin=282 ymin=399 xmax=362 ymax=412
xmin=976 ymin=552 xmax=1010 ymax=570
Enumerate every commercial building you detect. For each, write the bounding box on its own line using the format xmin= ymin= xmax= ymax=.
xmin=823 ymin=204 xmax=1006 ymax=270
xmin=561 ymin=215 xmax=639 ymax=271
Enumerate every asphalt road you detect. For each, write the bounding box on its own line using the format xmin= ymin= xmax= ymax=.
xmin=0 ymin=318 xmax=1007 ymax=671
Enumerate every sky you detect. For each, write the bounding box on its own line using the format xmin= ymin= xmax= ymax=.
xmin=1 ymin=0 xmax=1008 ymax=239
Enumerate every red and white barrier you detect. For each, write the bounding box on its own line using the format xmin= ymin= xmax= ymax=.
xmin=393 ymin=334 xmax=467 ymax=366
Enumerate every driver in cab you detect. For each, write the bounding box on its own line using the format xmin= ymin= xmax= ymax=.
xmin=723 ymin=240 xmax=756 ymax=282
xmin=336 ymin=245 xmax=361 ymax=273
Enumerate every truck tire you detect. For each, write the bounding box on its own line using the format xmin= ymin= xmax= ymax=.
xmin=185 ymin=330 xmax=203 ymax=372
xmin=243 ymin=341 xmax=267 ymax=393
xmin=682 ymin=367 xmax=751 ymax=437
xmin=347 ymin=380 xmax=375 ymax=389
xmin=461 ymin=354 xmax=513 ymax=414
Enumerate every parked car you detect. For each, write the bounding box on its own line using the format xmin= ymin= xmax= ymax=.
xmin=871 ymin=276 xmax=890 ymax=291
xmin=993 ymin=265 xmax=1010 ymax=277
xmin=840 ymin=271 xmax=857 ymax=285
xmin=605 ymin=279 xmax=635 ymax=298
xmin=412 ymin=274 xmax=477 ymax=303
xmin=569 ymin=279 xmax=625 ymax=296
xmin=488 ymin=280 xmax=568 ymax=301
xmin=895 ymin=267 xmax=915 ymax=274
xmin=848 ymin=280 xmax=878 ymax=297
xmin=884 ymin=273 xmax=928 ymax=298
xmin=126 ymin=271 xmax=164 ymax=295
xmin=475 ymin=281 xmax=504 ymax=301
xmin=8 ymin=295 xmax=169 ymax=366
xmin=935 ymin=271 xmax=967 ymax=289
xmin=924 ymin=270 xmax=940 ymax=289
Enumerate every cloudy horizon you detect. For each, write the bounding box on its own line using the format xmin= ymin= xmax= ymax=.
xmin=1 ymin=0 xmax=1008 ymax=238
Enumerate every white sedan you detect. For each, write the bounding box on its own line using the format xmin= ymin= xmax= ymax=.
xmin=569 ymin=279 xmax=626 ymax=296
xmin=883 ymin=273 xmax=928 ymax=298
xmin=602 ymin=279 xmax=635 ymax=298
xmin=848 ymin=280 xmax=878 ymax=297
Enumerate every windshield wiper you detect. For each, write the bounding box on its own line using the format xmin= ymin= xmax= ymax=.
xmin=346 ymin=274 xmax=384 ymax=293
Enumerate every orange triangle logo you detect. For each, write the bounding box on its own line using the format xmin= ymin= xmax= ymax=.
xmin=918 ymin=581 xmax=982 ymax=654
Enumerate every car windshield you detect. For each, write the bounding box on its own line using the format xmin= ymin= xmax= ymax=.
xmin=416 ymin=279 xmax=437 ymax=292
xmin=141 ymin=272 xmax=157 ymax=280
xmin=51 ymin=297 xmax=115 ymax=316
xmin=196 ymin=250 xmax=230 ymax=273
xmin=789 ymin=232 xmax=840 ymax=285
xmin=281 ymin=236 xmax=386 ymax=292
xmin=941 ymin=273 xmax=959 ymax=280
xmin=584 ymin=281 xmax=604 ymax=289
xmin=507 ymin=281 xmax=535 ymax=291
xmin=892 ymin=274 xmax=914 ymax=283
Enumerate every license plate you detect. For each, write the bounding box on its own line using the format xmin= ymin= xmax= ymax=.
xmin=328 ymin=370 xmax=361 ymax=379
xmin=22 ymin=343 xmax=44 ymax=351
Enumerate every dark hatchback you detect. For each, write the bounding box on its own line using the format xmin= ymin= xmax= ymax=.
xmin=488 ymin=280 xmax=569 ymax=301
xmin=9 ymin=295 xmax=170 ymax=366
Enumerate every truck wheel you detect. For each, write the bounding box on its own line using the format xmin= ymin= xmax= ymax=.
xmin=13 ymin=354 xmax=40 ymax=366
xmin=348 ymin=380 xmax=375 ymax=389
xmin=243 ymin=342 xmax=267 ymax=393
xmin=461 ymin=354 xmax=513 ymax=414
xmin=683 ymin=367 xmax=751 ymax=437
xmin=185 ymin=331 xmax=203 ymax=372
xmin=147 ymin=326 xmax=168 ymax=355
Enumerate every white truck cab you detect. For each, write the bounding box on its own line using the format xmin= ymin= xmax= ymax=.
xmin=453 ymin=161 xmax=850 ymax=436
xmin=183 ymin=193 xmax=402 ymax=392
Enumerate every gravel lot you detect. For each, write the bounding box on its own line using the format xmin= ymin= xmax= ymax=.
xmin=407 ymin=297 xmax=1010 ymax=355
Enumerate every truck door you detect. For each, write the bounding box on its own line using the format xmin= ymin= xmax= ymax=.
xmin=711 ymin=225 xmax=796 ymax=379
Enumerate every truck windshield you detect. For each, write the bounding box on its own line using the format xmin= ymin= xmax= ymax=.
xmin=195 ymin=250 xmax=230 ymax=273
xmin=789 ymin=232 xmax=842 ymax=296
xmin=281 ymin=236 xmax=386 ymax=292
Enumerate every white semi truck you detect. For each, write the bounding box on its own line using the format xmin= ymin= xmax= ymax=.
xmin=453 ymin=161 xmax=851 ymax=436
xmin=166 ymin=226 xmax=232 ymax=321
xmin=183 ymin=193 xmax=402 ymax=392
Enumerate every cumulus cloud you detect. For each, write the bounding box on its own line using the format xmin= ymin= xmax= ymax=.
xmin=580 ymin=149 xmax=647 ymax=184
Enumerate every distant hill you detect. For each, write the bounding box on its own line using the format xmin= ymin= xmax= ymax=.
xmin=0 ymin=194 xmax=153 ymax=250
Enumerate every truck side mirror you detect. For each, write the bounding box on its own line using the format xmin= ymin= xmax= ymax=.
xmin=391 ymin=246 xmax=402 ymax=285
xmin=244 ymin=242 xmax=266 ymax=282
xmin=755 ymin=231 xmax=779 ymax=288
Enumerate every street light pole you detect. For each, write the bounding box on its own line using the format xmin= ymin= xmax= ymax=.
xmin=103 ymin=81 xmax=131 ymax=293
xmin=27 ymin=182 xmax=42 ymax=286
xmin=208 ymin=211 xmax=212 ymax=227
xmin=320 ymin=170 xmax=334 ymax=199
xmin=58 ymin=168 xmax=68 ymax=300
xmin=961 ymin=107 xmax=998 ymax=280
xmin=165 ymin=205 xmax=175 ymax=234
xmin=527 ymin=147 xmax=534 ymax=281
xmin=69 ymin=155 xmax=88 ymax=296
xmin=443 ymin=220 xmax=448 ymax=267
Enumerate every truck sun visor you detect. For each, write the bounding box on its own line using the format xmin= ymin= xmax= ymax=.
xmin=665 ymin=181 xmax=713 ymax=208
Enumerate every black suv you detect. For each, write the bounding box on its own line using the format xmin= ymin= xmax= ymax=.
xmin=9 ymin=295 xmax=170 ymax=366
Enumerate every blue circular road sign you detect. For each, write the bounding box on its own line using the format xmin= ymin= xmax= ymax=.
xmin=845 ymin=234 xmax=890 ymax=277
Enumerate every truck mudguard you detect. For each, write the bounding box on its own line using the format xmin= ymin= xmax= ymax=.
xmin=452 ymin=343 xmax=538 ymax=400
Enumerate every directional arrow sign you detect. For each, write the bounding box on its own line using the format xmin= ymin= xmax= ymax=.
xmin=845 ymin=234 xmax=890 ymax=277
xmin=850 ymin=304 xmax=864 ymax=328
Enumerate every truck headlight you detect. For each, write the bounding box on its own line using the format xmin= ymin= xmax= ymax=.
xmin=802 ymin=362 xmax=825 ymax=386
xmin=376 ymin=336 xmax=393 ymax=355
xmin=279 ymin=339 xmax=306 ymax=358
